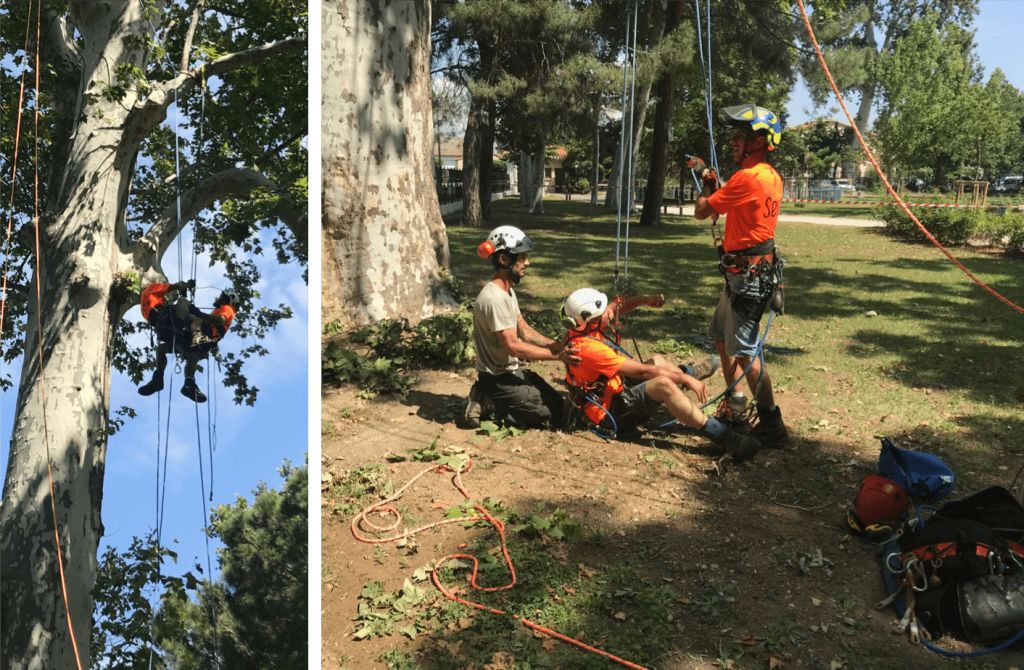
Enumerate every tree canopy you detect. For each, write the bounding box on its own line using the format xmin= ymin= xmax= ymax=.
xmin=92 ymin=463 xmax=308 ymax=668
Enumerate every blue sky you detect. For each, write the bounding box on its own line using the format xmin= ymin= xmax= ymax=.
xmin=785 ymin=0 xmax=1024 ymax=126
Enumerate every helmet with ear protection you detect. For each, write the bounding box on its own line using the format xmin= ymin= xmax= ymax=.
xmin=477 ymin=225 xmax=533 ymax=260
xmin=561 ymin=288 xmax=608 ymax=330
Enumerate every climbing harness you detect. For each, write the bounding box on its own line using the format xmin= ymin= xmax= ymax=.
xmin=794 ymin=0 xmax=1024 ymax=315
xmin=352 ymin=459 xmax=650 ymax=669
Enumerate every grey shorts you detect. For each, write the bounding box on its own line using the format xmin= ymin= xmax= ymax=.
xmin=707 ymin=289 xmax=765 ymax=358
xmin=611 ymin=381 xmax=662 ymax=432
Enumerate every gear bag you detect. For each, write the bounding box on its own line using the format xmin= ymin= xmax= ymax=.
xmin=877 ymin=437 xmax=955 ymax=504
xmin=882 ymin=486 xmax=1024 ymax=642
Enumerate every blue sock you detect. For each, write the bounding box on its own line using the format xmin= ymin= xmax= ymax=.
xmin=701 ymin=416 xmax=727 ymax=440
xmin=682 ymin=364 xmax=695 ymax=376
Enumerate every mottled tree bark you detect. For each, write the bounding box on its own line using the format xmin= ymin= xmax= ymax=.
xmin=322 ymin=0 xmax=455 ymax=329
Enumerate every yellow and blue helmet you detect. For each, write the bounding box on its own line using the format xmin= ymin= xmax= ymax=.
xmin=720 ymin=104 xmax=782 ymax=151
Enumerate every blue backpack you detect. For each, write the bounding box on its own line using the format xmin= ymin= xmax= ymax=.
xmin=877 ymin=437 xmax=956 ymax=504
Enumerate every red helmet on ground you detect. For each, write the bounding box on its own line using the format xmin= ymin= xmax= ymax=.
xmin=846 ymin=474 xmax=910 ymax=539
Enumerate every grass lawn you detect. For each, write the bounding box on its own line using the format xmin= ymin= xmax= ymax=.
xmin=329 ymin=198 xmax=1024 ymax=669
xmin=447 ymin=197 xmax=1024 ymax=490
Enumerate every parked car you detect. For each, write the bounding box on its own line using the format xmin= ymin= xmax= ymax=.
xmin=830 ymin=178 xmax=856 ymax=193
xmin=992 ymin=175 xmax=1023 ymax=195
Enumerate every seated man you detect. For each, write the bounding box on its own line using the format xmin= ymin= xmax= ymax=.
xmin=464 ymin=225 xmax=579 ymax=430
xmin=139 ymin=287 xmax=238 ymax=403
xmin=561 ymin=287 xmax=760 ymax=461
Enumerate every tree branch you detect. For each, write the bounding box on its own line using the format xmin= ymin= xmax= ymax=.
xmin=125 ymin=35 xmax=306 ymax=149
xmin=45 ymin=12 xmax=84 ymax=74
xmin=130 ymin=167 xmax=307 ymax=272
xmin=179 ymin=0 xmax=206 ymax=73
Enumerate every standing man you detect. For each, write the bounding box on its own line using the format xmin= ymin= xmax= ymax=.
xmin=463 ymin=225 xmax=579 ymax=430
xmin=693 ymin=104 xmax=789 ymax=447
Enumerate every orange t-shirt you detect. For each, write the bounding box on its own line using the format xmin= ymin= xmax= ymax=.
xmin=208 ymin=304 xmax=236 ymax=340
xmin=706 ymin=158 xmax=782 ymax=252
xmin=565 ymin=335 xmax=627 ymax=424
xmin=140 ymin=283 xmax=171 ymax=321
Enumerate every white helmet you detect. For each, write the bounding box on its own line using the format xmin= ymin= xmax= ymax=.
xmin=478 ymin=225 xmax=533 ymax=259
xmin=561 ymin=288 xmax=609 ymax=329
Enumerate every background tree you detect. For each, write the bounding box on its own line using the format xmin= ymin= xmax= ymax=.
xmin=638 ymin=0 xmax=690 ymax=226
xmin=797 ymin=0 xmax=978 ymax=151
xmin=873 ymin=12 xmax=977 ymax=186
xmin=601 ymin=0 xmax=668 ymax=212
xmin=0 ymin=2 xmax=306 ymax=666
xmin=669 ymin=0 xmax=794 ymax=189
xmin=323 ymin=0 xmax=454 ymax=329
xmin=91 ymin=464 xmax=307 ymax=668
xmin=485 ymin=2 xmax=597 ymax=214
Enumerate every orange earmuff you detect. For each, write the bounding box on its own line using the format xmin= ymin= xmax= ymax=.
xmin=477 ymin=240 xmax=495 ymax=259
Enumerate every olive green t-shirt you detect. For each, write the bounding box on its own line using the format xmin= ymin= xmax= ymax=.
xmin=473 ymin=281 xmax=520 ymax=374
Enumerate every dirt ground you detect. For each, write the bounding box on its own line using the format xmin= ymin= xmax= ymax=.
xmin=323 ymin=363 xmax=1024 ymax=670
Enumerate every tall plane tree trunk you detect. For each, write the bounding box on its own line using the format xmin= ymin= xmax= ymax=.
xmin=639 ymin=0 xmax=683 ymax=227
xmin=0 ymin=5 xmax=301 ymax=664
xmin=462 ymin=105 xmax=483 ymax=227
xmin=323 ymin=0 xmax=454 ymax=329
xmin=0 ymin=7 xmax=145 ymax=666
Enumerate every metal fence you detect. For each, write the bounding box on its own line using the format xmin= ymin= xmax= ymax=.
xmin=436 ymin=168 xmax=510 ymax=206
xmin=783 ymin=178 xmax=841 ymax=202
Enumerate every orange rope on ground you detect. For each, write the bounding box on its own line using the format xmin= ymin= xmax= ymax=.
xmin=23 ymin=1 xmax=85 ymax=666
xmin=795 ymin=0 xmax=1024 ymax=316
xmin=351 ymin=459 xmax=649 ymax=670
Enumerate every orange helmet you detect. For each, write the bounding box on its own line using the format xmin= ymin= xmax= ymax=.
xmin=846 ymin=474 xmax=910 ymax=539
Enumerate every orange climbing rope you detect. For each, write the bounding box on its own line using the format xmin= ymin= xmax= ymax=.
xmin=351 ymin=459 xmax=649 ymax=670
xmin=795 ymin=0 xmax=1023 ymax=315
xmin=12 ymin=2 xmax=86 ymax=666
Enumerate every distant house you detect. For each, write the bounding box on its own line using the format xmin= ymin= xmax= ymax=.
xmin=434 ymin=136 xmax=503 ymax=169
xmin=786 ymin=118 xmax=872 ymax=181
xmin=544 ymin=146 xmax=568 ymax=187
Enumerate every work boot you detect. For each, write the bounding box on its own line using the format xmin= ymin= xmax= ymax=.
xmin=685 ymin=354 xmax=721 ymax=381
xmin=138 ymin=377 xmax=164 ymax=396
xmin=461 ymin=381 xmax=484 ymax=429
xmin=751 ymin=406 xmax=789 ymax=448
xmin=716 ymin=427 xmax=762 ymax=462
xmin=181 ymin=379 xmax=207 ymax=403
xmin=714 ymin=393 xmax=749 ymax=426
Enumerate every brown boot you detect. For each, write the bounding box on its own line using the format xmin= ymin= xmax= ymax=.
xmin=751 ymin=406 xmax=789 ymax=448
xmin=716 ymin=426 xmax=762 ymax=462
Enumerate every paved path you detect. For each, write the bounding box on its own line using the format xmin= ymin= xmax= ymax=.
xmin=551 ymin=193 xmax=885 ymax=227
